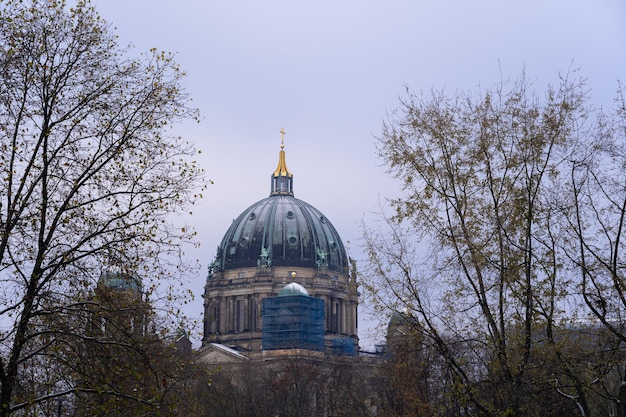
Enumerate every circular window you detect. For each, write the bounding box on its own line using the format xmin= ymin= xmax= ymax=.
xmin=330 ymin=242 xmax=337 ymax=250
xmin=239 ymin=237 xmax=248 ymax=247
xmin=288 ymin=236 xmax=298 ymax=245
xmin=286 ymin=210 xmax=295 ymax=219
xmin=320 ymin=216 xmax=326 ymax=224
xmin=249 ymin=212 xmax=256 ymax=220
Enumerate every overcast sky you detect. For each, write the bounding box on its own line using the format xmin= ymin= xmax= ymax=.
xmin=94 ymin=0 xmax=626 ymax=348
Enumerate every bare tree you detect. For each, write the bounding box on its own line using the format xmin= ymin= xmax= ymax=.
xmin=562 ymin=84 xmax=626 ymax=416
xmin=0 ymin=0 xmax=204 ymax=415
xmin=361 ymin=71 xmax=617 ymax=416
xmin=375 ymin=314 xmax=434 ymax=417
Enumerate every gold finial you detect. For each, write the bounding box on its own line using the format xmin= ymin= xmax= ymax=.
xmin=271 ymin=127 xmax=293 ymax=194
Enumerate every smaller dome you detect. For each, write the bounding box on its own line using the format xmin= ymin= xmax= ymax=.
xmin=99 ymin=269 xmax=143 ymax=294
xmin=278 ymin=282 xmax=309 ymax=297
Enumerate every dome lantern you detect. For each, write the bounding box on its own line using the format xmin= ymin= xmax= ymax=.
xmin=270 ymin=128 xmax=293 ymax=196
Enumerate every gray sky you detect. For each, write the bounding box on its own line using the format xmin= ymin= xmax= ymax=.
xmin=94 ymin=0 xmax=626 ymax=348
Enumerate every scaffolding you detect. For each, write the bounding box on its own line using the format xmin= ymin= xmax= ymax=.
xmin=332 ymin=337 xmax=356 ymax=356
xmin=262 ymin=295 xmax=325 ymax=352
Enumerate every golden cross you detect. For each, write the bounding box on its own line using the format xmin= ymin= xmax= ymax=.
xmin=280 ymin=128 xmax=286 ymax=148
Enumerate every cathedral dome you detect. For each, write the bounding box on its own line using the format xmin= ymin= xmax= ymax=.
xmin=203 ymin=130 xmax=359 ymax=354
xmin=210 ymin=134 xmax=349 ymax=274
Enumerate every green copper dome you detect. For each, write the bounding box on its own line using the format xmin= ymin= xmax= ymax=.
xmin=210 ymin=136 xmax=349 ymax=274
xmin=98 ymin=268 xmax=143 ymax=293
xmin=278 ymin=282 xmax=310 ymax=296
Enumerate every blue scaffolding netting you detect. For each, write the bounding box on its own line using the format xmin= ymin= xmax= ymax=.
xmin=262 ymin=295 xmax=325 ymax=352
xmin=332 ymin=337 xmax=356 ymax=356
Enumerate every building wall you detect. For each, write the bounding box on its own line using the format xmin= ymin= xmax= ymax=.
xmin=203 ymin=265 xmax=359 ymax=352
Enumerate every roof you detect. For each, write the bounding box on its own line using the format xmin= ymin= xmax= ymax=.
xmin=196 ymin=343 xmax=249 ymax=364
